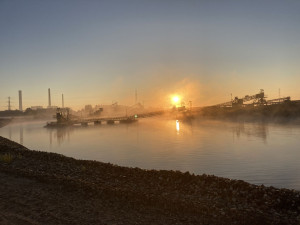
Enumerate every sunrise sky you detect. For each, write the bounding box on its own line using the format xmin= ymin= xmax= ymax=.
xmin=1 ymin=0 xmax=300 ymax=110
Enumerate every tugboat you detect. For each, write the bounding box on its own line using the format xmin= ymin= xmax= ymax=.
xmin=45 ymin=108 xmax=75 ymax=127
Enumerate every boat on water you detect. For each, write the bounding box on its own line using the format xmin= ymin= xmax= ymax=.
xmin=45 ymin=108 xmax=76 ymax=128
xmin=45 ymin=121 xmax=75 ymax=128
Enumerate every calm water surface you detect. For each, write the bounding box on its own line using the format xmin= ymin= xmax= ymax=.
xmin=1 ymin=118 xmax=300 ymax=190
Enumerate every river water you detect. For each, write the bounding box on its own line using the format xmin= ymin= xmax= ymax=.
xmin=1 ymin=118 xmax=300 ymax=190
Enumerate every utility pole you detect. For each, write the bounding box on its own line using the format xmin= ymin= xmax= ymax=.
xmin=279 ymin=88 xmax=281 ymax=103
xmin=8 ymin=96 xmax=11 ymax=111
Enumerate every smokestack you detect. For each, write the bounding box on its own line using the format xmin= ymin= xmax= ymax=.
xmin=62 ymin=94 xmax=64 ymax=108
xmin=48 ymin=88 xmax=51 ymax=107
xmin=19 ymin=90 xmax=23 ymax=111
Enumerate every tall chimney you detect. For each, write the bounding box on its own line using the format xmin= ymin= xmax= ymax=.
xmin=8 ymin=96 xmax=11 ymax=111
xmin=19 ymin=90 xmax=23 ymax=111
xmin=48 ymin=88 xmax=51 ymax=107
xmin=62 ymin=94 xmax=64 ymax=108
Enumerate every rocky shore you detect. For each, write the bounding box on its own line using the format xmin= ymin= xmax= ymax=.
xmin=0 ymin=136 xmax=299 ymax=225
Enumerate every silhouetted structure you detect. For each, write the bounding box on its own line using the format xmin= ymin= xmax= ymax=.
xmin=8 ymin=97 xmax=11 ymax=111
xmin=214 ymin=89 xmax=290 ymax=108
xmin=48 ymin=88 xmax=51 ymax=108
xmin=19 ymin=90 xmax=23 ymax=111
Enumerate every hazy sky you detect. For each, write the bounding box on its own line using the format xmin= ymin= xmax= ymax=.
xmin=1 ymin=0 xmax=300 ymax=110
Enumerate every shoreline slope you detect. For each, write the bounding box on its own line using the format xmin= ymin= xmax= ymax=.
xmin=0 ymin=136 xmax=299 ymax=224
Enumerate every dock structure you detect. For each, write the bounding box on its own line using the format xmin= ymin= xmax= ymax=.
xmin=77 ymin=116 xmax=138 ymax=126
xmin=46 ymin=109 xmax=138 ymax=127
xmin=45 ymin=108 xmax=167 ymax=128
xmin=46 ymin=116 xmax=138 ymax=127
xmin=135 ymin=110 xmax=165 ymax=118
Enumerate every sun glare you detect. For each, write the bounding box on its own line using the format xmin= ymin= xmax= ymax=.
xmin=172 ymin=96 xmax=180 ymax=104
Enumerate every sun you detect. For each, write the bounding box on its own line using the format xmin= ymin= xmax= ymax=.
xmin=172 ymin=96 xmax=180 ymax=104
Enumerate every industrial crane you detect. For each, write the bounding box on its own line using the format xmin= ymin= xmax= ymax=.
xmin=215 ymin=89 xmax=291 ymax=108
xmin=215 ymin=89 xmax=266 ymax=107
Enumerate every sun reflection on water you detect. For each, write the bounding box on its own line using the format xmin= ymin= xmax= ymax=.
xmin=176 ymin=120 xmax=180 ymax=133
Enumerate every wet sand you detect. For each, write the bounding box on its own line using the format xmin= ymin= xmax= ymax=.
xmin=0 ymin=136 xmax=299 ymax=224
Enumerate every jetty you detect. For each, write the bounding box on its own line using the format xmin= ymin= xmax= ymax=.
xmin=45 ymin=107 xmax=191 ymax=128
xmin=46 ymin=108 xmax=138 ymax=127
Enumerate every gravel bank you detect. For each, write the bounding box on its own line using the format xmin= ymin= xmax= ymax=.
xmin=0 ymin=136 xmax=299 ymax=224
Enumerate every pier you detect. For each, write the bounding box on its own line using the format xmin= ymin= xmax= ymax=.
xmin=45 ymin=107 xmax=170 ymax=128
xmin=46 ymin=116 xmax=138 ymax=127
xmin=45 ymin=108 xmax=139 ymax=127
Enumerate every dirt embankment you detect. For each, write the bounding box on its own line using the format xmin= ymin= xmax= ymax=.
xmin=0 ymin=119 xmax=11 ymax=128
xmin=0 ymin=136 xmax=299 ymax=225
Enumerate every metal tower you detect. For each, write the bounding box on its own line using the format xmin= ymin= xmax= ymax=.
xmin=8 ymin=96 xmax=11 ymax=111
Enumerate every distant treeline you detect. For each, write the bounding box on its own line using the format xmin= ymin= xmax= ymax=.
xmin=0 ymin=108 xmax=57 ymax=118
xmin=0 ymin=110 xmax=23 ymax=117
xmin=200 ymin=102 xmax=300 ymax=120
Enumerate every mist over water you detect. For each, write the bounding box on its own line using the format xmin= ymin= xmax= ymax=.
xmin=1 ymin=118 xmax=300 ymax=190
